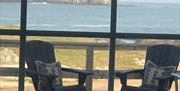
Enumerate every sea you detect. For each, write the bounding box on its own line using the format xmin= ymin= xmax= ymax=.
xmin=0 ymin=2 xmax=180 ymax=34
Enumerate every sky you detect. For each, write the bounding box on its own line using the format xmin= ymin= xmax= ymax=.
xmin=119 ymin=0 xmax=180 ymax=4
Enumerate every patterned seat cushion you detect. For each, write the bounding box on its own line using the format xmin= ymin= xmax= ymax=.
xmin=36 ymin=60 xmax=63 ymax=91
xmin=142 ymin=60 xmax=176 ymax=88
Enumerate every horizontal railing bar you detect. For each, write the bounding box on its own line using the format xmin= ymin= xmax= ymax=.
xmin=1 ymin=39 xmax=180 ymax=50
xmin=1 ymin=67 xmax=179 ymax=79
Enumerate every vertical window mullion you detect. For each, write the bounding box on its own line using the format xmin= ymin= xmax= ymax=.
xmin=18 ymin=0 xmax=27 ymax=91
xmin=108 ymin=0 xmax=117 ymax=91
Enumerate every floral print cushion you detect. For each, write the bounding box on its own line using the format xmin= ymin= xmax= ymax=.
xmin=36 ymin=60 xmax=62 ymax=91
xmin=142 ymin=60 xmax=176 ymax=88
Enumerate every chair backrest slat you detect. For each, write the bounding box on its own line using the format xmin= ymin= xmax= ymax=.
xmin=145 ymin=45 xmax=180 ymax=67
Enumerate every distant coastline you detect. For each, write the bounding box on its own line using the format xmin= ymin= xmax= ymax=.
xmin=0 ymin=0 xmax=20 ymax=3
xmin=1 ymin=0 xmax=178 ymax=6
xmin=0 ymin=0 xmax=111 ymax=5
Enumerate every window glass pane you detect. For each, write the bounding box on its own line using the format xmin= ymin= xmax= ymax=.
xmin=115 ymin=39 xmax=180 ymax=91
xmin=27 ymin=1 xmax=111 ymax=32
xmin=0 ymin=35 xmax=20 ymax=91
xmin=27 ymin=36 xmax=109 ymax=91
xmin=115 ymin=39 xmax=180 ymax=70
xmin=0 ymin=1 xmax=20 ymax=29
xmin=117 ymin=0 xmax=180 ymax=34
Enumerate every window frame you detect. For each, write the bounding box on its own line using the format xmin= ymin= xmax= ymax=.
xmin=0 ymin=0 xmax=180 ymax=91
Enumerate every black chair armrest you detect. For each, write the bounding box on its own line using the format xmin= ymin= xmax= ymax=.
xmin=62 ymin=67 xmax=93 ymax=85
xmin=115 ymin=69 xmax=144 ymax=86
xmin=116 ymin=69 xmax=144 ymax=77
xmin=62 ymin=67 xmax=93 ymax=75
xmin=172 ymin=72 xmax=180 ymax=79
xmin=26 ymin=69 xmax=57 ymax=79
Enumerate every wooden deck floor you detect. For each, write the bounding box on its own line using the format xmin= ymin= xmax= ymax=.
xmin=0 ymin=79 xmax=179 ymax=91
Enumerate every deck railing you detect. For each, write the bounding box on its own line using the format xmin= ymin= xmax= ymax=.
xmin=0 ymin=39 xmax=180 ymax=91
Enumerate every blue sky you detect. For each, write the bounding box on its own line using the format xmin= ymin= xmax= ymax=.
xmin=119 ymin=0 xmax=180 ymax=4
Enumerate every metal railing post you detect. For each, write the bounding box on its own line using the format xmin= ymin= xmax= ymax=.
xmin=86 ymin=47 xmax=94 ymax=91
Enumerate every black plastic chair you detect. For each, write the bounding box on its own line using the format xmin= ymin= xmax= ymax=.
xmin=25 ymin=40 xmax=93 ymax=91
xmin=116 ymin=45 xmax=180 ymax=91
